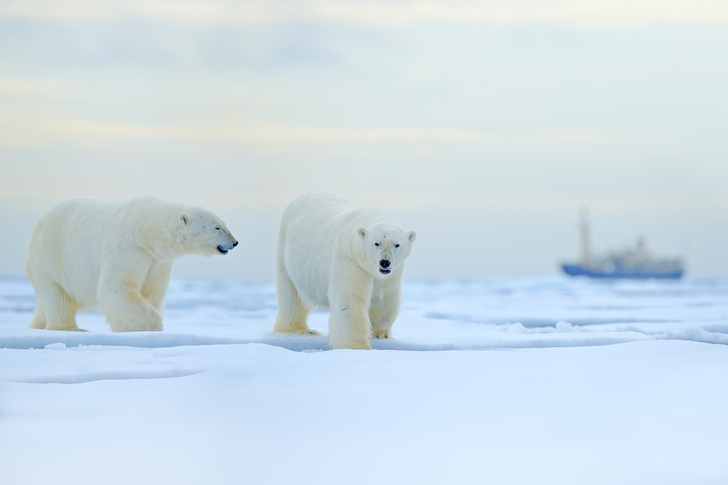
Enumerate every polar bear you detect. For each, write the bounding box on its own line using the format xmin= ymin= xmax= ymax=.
xmin=26 ymin=195 xmax=238 ymax=332
xmin=273 ymin=190 xmax=416 ymax=349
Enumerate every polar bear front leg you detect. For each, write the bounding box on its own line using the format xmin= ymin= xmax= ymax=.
xmin=370 ymin=285 xmax=403 ymax=339
xmin=141 ymin=262 xmax=173 ymax=315
xmin=327 ymin=265 xmax=374 ymax=349
xmin=98 ymin=264 xmax=163 ymax=332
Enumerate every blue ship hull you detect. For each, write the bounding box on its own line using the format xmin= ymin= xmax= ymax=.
xmin=562 ymin=264 xmax=683 ymax=280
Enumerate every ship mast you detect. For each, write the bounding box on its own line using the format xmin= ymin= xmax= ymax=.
xmin=580 ymin=209 xmax=591 ymax=265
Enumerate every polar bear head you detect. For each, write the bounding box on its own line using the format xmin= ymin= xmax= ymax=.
xmin=357 ymin=223 xmax=416 ymax=276
xmin=177 ymin=207 xmax=238 ymax=256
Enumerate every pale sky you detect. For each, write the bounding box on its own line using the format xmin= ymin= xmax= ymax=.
xmin=1 ymin=0 xmax=727 ymax=278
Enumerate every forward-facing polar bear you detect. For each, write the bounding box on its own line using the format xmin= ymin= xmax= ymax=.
xmin=26 ymin=196 xmax=238 ymax=332
xmin=273 ymin=190 xmax=416 ymax=349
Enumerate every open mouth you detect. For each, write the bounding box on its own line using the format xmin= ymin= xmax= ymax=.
xmin=217 ymin=245 xmax=229 ymax=255
xmin=379 ymin=268 xmax=391 ymax=275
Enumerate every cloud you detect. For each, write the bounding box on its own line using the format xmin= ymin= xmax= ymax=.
xmin=0 ymin=101 xmax=613 ymax=149
xmin=0 ymin=79 xmax=67 ymax=95
xmin=4 ymin=0 xmax=728 ymax=27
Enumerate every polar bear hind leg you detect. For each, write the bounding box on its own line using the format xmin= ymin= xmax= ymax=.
xmin=273 ymin=264 xmax=321 ymax=335
xmin=28 ymin=301 xmax=47 ymax=329
xmin=31 ymin=278 xmax=86 ymax=331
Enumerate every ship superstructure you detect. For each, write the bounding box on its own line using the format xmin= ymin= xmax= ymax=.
xmin=561 ymin=212 xmax=684 ymax=279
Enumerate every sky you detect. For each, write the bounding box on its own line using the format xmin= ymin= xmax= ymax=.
xmin=1 ymin=0 xmax=727 ymax=279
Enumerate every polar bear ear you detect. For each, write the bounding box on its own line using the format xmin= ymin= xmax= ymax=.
xmin=408 ymin=231 xmax=417 ymax=242
xmin=358 ymin=228 xmax=367 ymax=239
xmin=180 ymin=214 xmax=189 ymax=226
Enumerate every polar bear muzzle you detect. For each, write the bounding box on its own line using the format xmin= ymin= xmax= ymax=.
xmin=379 ymin=259 xmax=392 ymax=274
xmin=217 ymin=240 xmax=238 ymax=255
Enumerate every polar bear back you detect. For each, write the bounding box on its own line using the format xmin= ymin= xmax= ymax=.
xmin=278 ymin=190 xmax=395 ymax=307
xmin=27 ymin=197 xmax=128 ymax=308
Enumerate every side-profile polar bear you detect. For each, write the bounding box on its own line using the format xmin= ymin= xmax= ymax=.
xmin=26 ymin=196 xmax=238 ymax=332
xmin=274 ymin=190 xmax=416 ymax=349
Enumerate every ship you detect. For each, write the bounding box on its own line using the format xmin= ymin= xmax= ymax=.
xmin=561 ymin=211 xmax=684 ymax=279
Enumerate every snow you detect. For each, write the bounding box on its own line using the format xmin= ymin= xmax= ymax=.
xmin=1 ymin=273 xmax=727 ymax=484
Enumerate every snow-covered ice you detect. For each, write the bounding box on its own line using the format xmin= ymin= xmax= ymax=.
xmin=1 ymin=273 xmax=727 ymax=484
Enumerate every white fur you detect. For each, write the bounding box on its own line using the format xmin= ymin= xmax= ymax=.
xmin=273 ymin=190 xmax=416 ymax=349
xmin=26 ymin=196 xmax=238 ymax=332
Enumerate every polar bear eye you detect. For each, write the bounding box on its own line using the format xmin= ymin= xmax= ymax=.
xmin=374 ymin=243 xmax=379 ymax=247
xmin=215 ymin=227 xmax=221 ymax=231
xmin=395 ymin=244 xmax=400 ymax=248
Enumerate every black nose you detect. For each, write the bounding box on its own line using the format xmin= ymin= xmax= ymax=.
xmin=233 ymin=241 xmax=238 ymax=247
xmin=379 ymin=260 xmax=391 ymax=268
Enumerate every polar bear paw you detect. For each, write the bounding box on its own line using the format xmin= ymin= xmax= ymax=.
xmin=338 ymin=340 xmax=372 ymax=350
xmin=141 ymin=317 xmax=163 ymax=332
xmin=44 ymin=322 xmax=89 ymax=332
xmin=273 ymin=321 xmax=324 ymax=336
xmin=372 ymin=328 xmax=392 ymax=339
